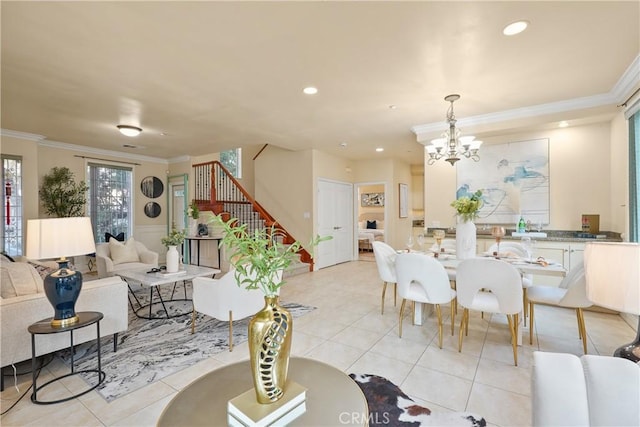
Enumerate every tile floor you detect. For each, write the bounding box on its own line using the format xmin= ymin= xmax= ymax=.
xmin=1 ymin=259 xmax=636 ymax=426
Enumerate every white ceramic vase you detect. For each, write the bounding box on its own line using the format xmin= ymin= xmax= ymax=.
xmin=188 ymin=218 xmax=198 ymax=237
xmin=456 ymin=219 xmax=477 ymax=260
xmin=166 ymin=245 xmax=180 ymax=273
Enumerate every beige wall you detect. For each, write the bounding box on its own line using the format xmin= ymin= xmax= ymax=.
xmin=425 ymin=121 xmax=619 ymax=232
xmin=609 ymin=113 xmax=630 ymax=239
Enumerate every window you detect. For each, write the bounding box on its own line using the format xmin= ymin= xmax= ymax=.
xmin=220 ymin=148 xmax=242 ymax=178
xmin=87 ymin=163 xmax=133 ymax=243
xmin=2 ymin=156 xmax=22 ymax=255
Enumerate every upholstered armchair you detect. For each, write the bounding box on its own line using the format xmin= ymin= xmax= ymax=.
xmin=95 ymin=237 xmax=159 ymax=278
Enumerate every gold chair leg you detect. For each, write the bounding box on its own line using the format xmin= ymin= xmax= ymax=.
xmin=228 ymin=310 xmax=234 ymax=352
xmin=458 ymin=308 xmax=468 ymax=352
xmin=577 ymin=308 xmax=587 ymax=354
xmin=381 ymin=282 xmax=388 ymax=315
xmin=510 ymin=314 xmax=519 ymax=366
xmin=398 ymin=299 xmax=407 ymax=337
xmin=576 ymin=308 xmax=584 ymax=340
xmin=529 ymin=302 xmax=535 ymax=345
xmin=394 ymin=283 xmax=397 ymax=306
xmin=412 ymin=301 xmax=416 ymax=326
xmin=191 ymin=309 xmax=197 ymax=334
xmin=435 ymin=304 xmax=443 ymax=349
xmin=450 ymin=298 xmax=456 ymax=336
xmin=523 ymin=288 xmax=528 ymax=327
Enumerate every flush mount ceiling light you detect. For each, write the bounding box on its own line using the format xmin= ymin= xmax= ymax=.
xmin=303 ymin=86 xmax=318 ymax=95
xmin=376 ymin=147 xmax=384 ymax=152
xmin=559 ymin=121 xmax=569 ymax=128
xmin=503 ymin=20 xmax=529 ymax=36
xmin=425 ymin=94 xmax=482 ymax=166
xmin=117 ymin=125 xmax=142 ymax=137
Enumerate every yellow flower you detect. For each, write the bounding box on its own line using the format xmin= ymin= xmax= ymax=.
xmin=451 ymin=190 xmax=483 ymax=222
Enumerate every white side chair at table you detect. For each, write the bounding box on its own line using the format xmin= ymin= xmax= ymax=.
xmin=430 ymin=238 xmax=458 ymax=311
xmin=372 ymin=241 xmax=397 ymax=315
xmin=528 ymin=261 xmax=591 ymax=353
xmin=456 ymin=258 xmax=523 ymax=365
xmin=191 ymin=267 xmax=280 ymax=351
xmin=487 ymin=241 xmax=534 ymax=326
xmin=395 ymin=252 xmax=457 ymax=348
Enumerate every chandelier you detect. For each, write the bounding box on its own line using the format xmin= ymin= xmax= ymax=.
xmin=426 ymin=94 xmax=482 ymax=166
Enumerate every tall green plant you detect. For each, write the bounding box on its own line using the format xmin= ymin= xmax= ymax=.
xmin=39 ymin=167 xmax=89 ymax=217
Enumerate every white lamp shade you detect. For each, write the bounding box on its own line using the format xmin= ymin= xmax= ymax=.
xmin=26 ymin=217 xmax=96 ymax=260
xmin=584 ymin=242 xmax=640 ymax=315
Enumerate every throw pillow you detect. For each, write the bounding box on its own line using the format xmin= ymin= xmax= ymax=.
xmin=105 ymin=232 xmax=125 ymax=242
xmin=1 ymin=252 xmax=15 ymax=263
xmin=0 ymin=262 xmax=45 ymax=298
xmin=109 ymin=237 xmax=140 ymax=265
xmin=27 ymin=260 xmax=57 ymax=280
xmin=366 ymin=220 xmax=377 ymax=230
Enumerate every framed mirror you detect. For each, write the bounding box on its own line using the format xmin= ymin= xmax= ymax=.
xmin=141 ymin=176 xmax=164 ymax=199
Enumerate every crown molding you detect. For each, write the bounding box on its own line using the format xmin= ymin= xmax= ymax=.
xmin=1 ymin=129 xmax=45 ymax=141
xmin=412 ymin=54 xmax=640 ymax=142
xmin=38 ymin=140 xmax=169 ymax=165
xmin=168 ymin=155 xmax=191 ymax=164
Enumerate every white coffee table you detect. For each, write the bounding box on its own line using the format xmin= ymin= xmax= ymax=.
xmin=118 ymin=265 xmax=220 ymax=319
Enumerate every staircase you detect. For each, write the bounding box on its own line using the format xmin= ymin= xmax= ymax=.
xmin=192 ymin=160 xmax=312 ymax=276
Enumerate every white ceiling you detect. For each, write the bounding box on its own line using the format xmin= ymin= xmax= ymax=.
xmin=2 ymin=1 xmax=639 ymax=165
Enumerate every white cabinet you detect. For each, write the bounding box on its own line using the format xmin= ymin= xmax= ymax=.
xmin=531 ymin=241 xmax=584 ymax=286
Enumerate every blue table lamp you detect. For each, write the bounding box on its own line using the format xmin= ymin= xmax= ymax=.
xmin=26 ymin=217 xmax=96 ymax=327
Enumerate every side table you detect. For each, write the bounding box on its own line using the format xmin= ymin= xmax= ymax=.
xmin=28 ymin=311 xmax=106 ymax=404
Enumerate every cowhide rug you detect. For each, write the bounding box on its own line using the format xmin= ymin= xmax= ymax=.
xmin=349 ymin=374 xmax=486 ymax=427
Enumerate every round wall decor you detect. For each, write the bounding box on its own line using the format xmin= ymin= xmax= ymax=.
xmin=144 ymin=202 xmax=161 ymax=218
xmin=141 ymin=176 xmax=164 ymax=199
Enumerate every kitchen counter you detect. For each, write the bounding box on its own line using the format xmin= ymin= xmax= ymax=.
xmin=421 ymin=227 xmax=623 ymax=243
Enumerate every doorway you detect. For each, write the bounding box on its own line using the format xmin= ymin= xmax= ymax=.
xmin=355 ymin=182 xmax=387 ymax=260
xmin=316 ymin=178 xmax=353 ymax=269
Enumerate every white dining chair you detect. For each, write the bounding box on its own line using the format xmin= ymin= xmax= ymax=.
xmin=528 ymin=261 xmax=591 ymax=353
xmin=456 ymin=258 xmax=523 ymax=365
xmin=395 ymin=252 xmax=456 ymax=348
xmin=372 ymin=241 xmax=397 ymax=315
xmin=191 ymin=267 xmax=270 ymax=351
xmin=488 ymin=241 xmax=534 ymax=326
xmin=429 ymin=238 xmax=458 ymax=311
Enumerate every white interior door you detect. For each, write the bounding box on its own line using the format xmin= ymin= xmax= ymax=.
xmin=316 ymin=179 xmax=353 ymax=269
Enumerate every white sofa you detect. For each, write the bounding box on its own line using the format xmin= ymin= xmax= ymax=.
xmin=532 ymin=351 xmax=640 ymax=426
xmin=1 ymin=270 xmax=129 ymax=371
xmin=95 ymin=238 xmax=159 ymax=278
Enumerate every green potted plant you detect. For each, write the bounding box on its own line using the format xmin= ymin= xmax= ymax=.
xmin=450 ymin=189 xmax=483 ymax=222
xmin=39 ymin=166 xmax=89 ymax=217
xmin=213 ymin=215 xmax=328 ymax=404
xmin=161 ymin=229 xmax=186 ymax=273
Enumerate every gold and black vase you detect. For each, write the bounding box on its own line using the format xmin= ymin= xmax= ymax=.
xmin=248 ymin=295 xmax=292 ymax=403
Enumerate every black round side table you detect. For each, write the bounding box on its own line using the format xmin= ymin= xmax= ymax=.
xmin=28 ymin=311 xmax=106 ymax=404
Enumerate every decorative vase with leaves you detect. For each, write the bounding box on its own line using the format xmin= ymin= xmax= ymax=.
xmin=161 ymin=229 xmax=186 ymax=273
xmin=214 ymin=215 xmax=328 ymax=404
xmin=451 ymin=190 xmax=483 ymax=260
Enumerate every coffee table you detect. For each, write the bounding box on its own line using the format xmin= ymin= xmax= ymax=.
xmin=118 ymin=265 xmax=220 ymax=319
xmin=157 ymin=357 xmax=368 ymax=426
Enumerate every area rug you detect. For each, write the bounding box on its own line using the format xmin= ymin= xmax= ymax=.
xmin=58 ymin=284 xmax=315 ymax=402
xmin=349 ymin=374 xmax=486 ymax=427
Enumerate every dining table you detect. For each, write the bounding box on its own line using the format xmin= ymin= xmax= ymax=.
xmin=406 ymin=250 xmax=567 ymax=346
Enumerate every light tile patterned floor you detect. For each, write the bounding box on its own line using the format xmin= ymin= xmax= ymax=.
xmin=1 ymin=260 xmax=636 ymax=426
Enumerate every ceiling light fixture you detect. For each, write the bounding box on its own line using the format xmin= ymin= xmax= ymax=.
xmin=117 ymin=125 xmax=142 ymax=137
xmin=303 ymin=87 xmax=318 ymax=95
xmin=376 ymin=147 xmax=384 ymax=152
xmin=425 ymin=94 xmax=482 ymax=166
xmin=559 ymin=121 xmax=569 ymax=128
xmin=503 ymin=20 xmax=529 ymax=36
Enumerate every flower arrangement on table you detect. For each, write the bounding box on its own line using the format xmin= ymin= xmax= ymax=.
xmin=187 ymin=200 xmax=199 ymax=220
xmin=161 ymin=229 xmax=186 ymax=247
xmin=450 ymin=189 xmax=483 ymax=222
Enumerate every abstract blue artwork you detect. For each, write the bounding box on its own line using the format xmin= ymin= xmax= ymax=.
xmin=456 ymin=138 xmax=550 ymax=225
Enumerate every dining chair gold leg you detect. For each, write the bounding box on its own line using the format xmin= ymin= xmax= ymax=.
xmin=381 ymin=282 xmax=388 ymax=315
xmin=228 ymin=310 xmax=234 ymax=352
xmin=412 ymin=301 xmax=416 ymax=326
xmin=394 ymin=283 xmax=397 ymax=306
xmin=450 ymin=299 xmax=455 ymax=336
xmin=436 ymin=304 xmax=443 ymax=349
xmin=529 ymin=302 xmax=535 ymax=345
xmin=523 ymin=288 xmax=528 ymax=327
xmin=578 ymin=308 xmax=588 ymax=354
xmin=507 ymin=314 xmax=513 ymax=340
xmin=511 ymin=314 xmax=519 ymax=366
xmin=465 ymin=308 xmax=470 ymax=336
xmin=458 ymin=308 xmax=468 ymax=352
xmin=398 ymin=299 xmax=407 ymax=337
xmin=576 ymin=308 xmax=583 ymax=340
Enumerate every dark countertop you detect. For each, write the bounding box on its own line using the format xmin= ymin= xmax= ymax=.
xmin=416 ymin=226 xmax=623 ymax=243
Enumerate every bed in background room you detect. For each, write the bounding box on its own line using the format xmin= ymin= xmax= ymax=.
xmin=358 ymin=213 xmax=385 ymax=251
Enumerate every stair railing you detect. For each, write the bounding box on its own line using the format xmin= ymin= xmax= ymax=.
xmin=192 ymin=160 xmax=313 ymax=268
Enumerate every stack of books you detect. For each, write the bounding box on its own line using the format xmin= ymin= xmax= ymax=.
xmin=227 ymin=381 xmax=307 ymax=426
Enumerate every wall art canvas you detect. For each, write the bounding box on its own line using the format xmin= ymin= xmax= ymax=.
xmin=456 ymin=138 xmax=549 ymax=225
xmin=361 ymin=192 xmax=384 ymax=207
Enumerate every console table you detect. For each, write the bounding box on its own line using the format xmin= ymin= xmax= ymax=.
xmin=184 ymin=236 xmax=222 ymax=269
xmin=157 ymin=357 xmax=368 ymax=426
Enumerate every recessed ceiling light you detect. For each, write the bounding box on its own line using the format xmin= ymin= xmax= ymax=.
xmin=303 ymin=86 xmax=318 ymax=95
xmin=503 ymin=20 xmax=529 ymax=36
xmin=117 ymin=125 xmax=142 ymax=137
xmin=388 ymin=105 xmax=397 ymax=109
xmin=160 ymin=132 xmax=167 ymax=136
xmin=376 ymin=148 xmax=384 ymax=152
xmin=339 ymin=142 xmax=347 ymax=147
xmin=559 ymin=121 xmax=569 ymax=128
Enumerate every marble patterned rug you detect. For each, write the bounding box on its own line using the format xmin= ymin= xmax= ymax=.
xmin=58 ymin=284 xmax=315 ymax=402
